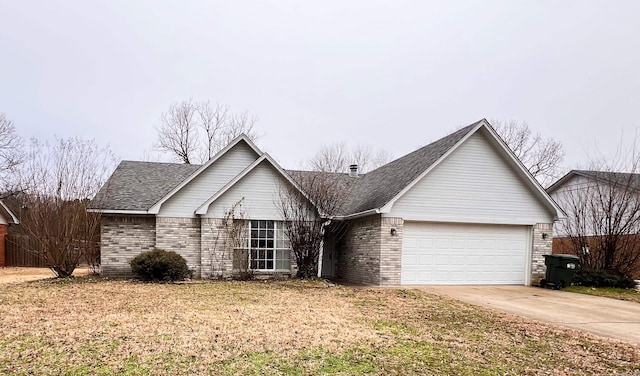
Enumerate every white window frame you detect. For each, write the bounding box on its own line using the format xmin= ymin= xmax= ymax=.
xmin=243 ymin=220 xmax=291 ymax=272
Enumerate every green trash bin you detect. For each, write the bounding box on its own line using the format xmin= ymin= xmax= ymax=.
xmin=540 ymin=254 xmax=580 ymax=290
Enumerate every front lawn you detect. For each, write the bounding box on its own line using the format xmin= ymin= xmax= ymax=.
xmin=566 ymin=285 xmax=640 ymax=304
xmin=0 ymin=278 xmax=638 ymax=375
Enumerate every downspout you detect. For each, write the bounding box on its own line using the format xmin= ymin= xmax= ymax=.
xmin=317 ymin=219 xmax=332 ymax=278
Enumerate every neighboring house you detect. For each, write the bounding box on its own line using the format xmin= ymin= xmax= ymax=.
xmin=0 ymin=199 xmax=19 ymax=267
xmin=90 ymin=119 xmax=564 ymax=285
xmin=547 ymin=170 xmax=640 ymax=277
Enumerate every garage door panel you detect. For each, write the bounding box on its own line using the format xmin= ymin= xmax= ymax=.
xmin=401 ymin=222 xmax=529 ymax=285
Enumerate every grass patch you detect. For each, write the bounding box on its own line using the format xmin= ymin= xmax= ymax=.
xmin=0 ymin=280 xmax=638 ymax=375
xmin=566 ymin=285 xmax=640 ymax=303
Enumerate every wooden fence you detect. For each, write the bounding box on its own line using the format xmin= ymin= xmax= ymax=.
xmin=5 ymin=234 xmax=47 ymax=267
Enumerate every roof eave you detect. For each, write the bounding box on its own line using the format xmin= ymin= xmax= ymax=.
xmin=87 ymin=209 xmax=151 ymax=215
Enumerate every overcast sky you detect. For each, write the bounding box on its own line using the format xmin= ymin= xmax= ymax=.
xmin=1 ymin=1 xmax=639 ymax=173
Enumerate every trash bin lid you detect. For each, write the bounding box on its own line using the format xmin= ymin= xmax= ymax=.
xmin=543 ymin=254 xmax=580 ymax=260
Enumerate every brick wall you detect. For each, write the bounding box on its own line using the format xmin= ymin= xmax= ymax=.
xmin=379 ymin=217 xmax=403 ymax=285
xmin=200 ymin=218 xmax=232 ymax=279
xmin=531 ymin=223 xmax=553 ymax=285
xmin=0 ymin=224 xmax=7 ymax=267
xmin=335 ymin=216 xmax=382 ymax=285
xmin=155 ymin=217 xmax=202 ymax=278
xmin=101 ymin=216 xmax=156 ymax=277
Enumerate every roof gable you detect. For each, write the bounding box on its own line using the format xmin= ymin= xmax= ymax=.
xmin=547 ymin=170 xmax=640 ymax=194
xmin=338 ymin=119 xmax=564 ymax=220
xmin=148 ymin=134 xmax=262 ymax=214
xmin=338 ymin=120 xmax=482 ymax=216
xmin=195 ymin=153 xmax=305 ymax=215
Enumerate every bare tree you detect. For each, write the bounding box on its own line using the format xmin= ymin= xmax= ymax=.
xmin=308 ymin=143 xmax=392 ymax=173
xmin=278 ymin=171 xmax=354 ymax=278
xmin=555 ymin=136 xmax=640 ymax=277
xmin=492 ymin=120 xmax=564 ymax=187
xmin=0 ymin=113 xmax=25 ymax=196
xmin=155 ymin=100 xmax=199 ymax=164
xmin=16 ymin=137 xmax=116 ymax=277
xmin=155 ymin=100 xmax=259 ymax=164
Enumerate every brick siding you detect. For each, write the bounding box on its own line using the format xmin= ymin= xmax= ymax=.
xmin=155 ymin=217 xmax=202 ymax=278
xmin=531 ymin=223 xmax=553 ymax=285
xmin=101 ymin=216 xmax=156 ymax=277
xmin=335 ymin=216 xmax=404 ymax=285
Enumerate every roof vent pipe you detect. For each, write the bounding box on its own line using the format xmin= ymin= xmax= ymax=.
xmin=349 ymin=164 xmax=358 ymax=177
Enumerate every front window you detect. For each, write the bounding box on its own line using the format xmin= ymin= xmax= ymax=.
xmin=242 ymin=220 xmax=290 ymax=271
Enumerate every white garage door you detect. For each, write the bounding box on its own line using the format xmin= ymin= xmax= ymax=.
xmin=401 ymin=222 xmax=530 ymax=285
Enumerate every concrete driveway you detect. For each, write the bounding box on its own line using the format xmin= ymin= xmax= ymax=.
xmin=419 ymin=285 xmax=640 ymax=345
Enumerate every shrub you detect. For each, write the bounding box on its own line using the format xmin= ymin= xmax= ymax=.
xmin=130 ymin=249 xmax=191 ymax=282
xmin=573 ymin=270 xmax=636 ymax=289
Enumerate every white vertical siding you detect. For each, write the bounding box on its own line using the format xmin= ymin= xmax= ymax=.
xmin=388 ymin=131 xmax=553 ymax=224
xmin=158 ymin=142 xmax=258 ymax=217
xmin=205 ymin=161 xmax=289 ymax=220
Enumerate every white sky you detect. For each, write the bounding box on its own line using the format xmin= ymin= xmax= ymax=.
xmin=1 ymin=0 xmax=639 ymax=172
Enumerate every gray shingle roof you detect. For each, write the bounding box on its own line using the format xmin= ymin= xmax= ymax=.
xmin=89 ymin=161 xmax=200 ymax=211
xmin=338 ymin=121 xmax=481 ymax=215
xmin=548 ymin=170 xmax=640 ymax=193
xmin=91 ymin=120 xmax=482 ymax=215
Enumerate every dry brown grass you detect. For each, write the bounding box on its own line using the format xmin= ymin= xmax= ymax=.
xmin=0 ymin=278 xmax=638 ymax=375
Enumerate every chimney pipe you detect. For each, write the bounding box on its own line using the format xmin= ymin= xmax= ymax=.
xmin=349 ymin=164 xmax=358 ymax=177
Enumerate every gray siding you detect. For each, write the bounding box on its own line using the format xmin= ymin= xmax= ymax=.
xmin=205 ymin=161 xmax=288 ymax=220
xmin=158 ymin=142 xmax=258 ymax=217
xmin=101 ymin=215 xmax=156 ymax=277
xmin=388 ymin=131 xmax=553 ymax=225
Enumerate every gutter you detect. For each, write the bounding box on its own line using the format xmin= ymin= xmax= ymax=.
xmin=86 ymin=209 xmax=151 ymax=215
xmin=331 ymin=208 xmax=381 ymax=221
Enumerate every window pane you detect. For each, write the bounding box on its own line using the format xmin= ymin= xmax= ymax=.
xmin=251 ymin=229 xmax=258 ymax=238
xmin=258 ymin=261 xmax=265 ymax=269
xmin=267 ymin=250 xmax=273 ymax=259
xmin=267 ymin=221 xmax=274 ymax=229
xmin=259 ymin=239 xmax=266 ymax=248
xmin=250 ymin=260 xmax=257 ymax=269
xmin=267 ymin=230 xmax=274 ymax=238
xmin=276 ymin=259 xmax=290 ymax=270
xmin=267 ymin=240 xmax=274 ymax=248
xmin=251 ymin=220 xmax=258 ymax=228
xmin=266 ymin=260 xmax=273 ymax=269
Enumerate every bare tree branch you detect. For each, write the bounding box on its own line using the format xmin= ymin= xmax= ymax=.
xmin=155 ymin=100 xmax=260 ymax=164
xmin=492 ymin=120 xmax=565 ymax=187
xmin=0 ymin=113 xmax=25 ymax=196
xmin=155 ymin=100 xmax=199 ymax=164
xmin=278 ymin=171 xmax=354 ymax=277
xmin=308 ymin=143 xmax=392 ymax=173
xmin=15 ymin=137 xmax=117 ymax=277
xmin=555 ymin=134 xmax=640 ymax=277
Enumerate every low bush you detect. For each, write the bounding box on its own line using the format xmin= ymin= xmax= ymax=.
xmin=129 ymin=249 xmax=191 ymax=282
xmin=573 ymin=270 xmax=636 ymax=289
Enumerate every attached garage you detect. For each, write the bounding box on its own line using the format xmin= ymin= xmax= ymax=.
xmin=401 ymin=222 xmax=531 ymax=285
